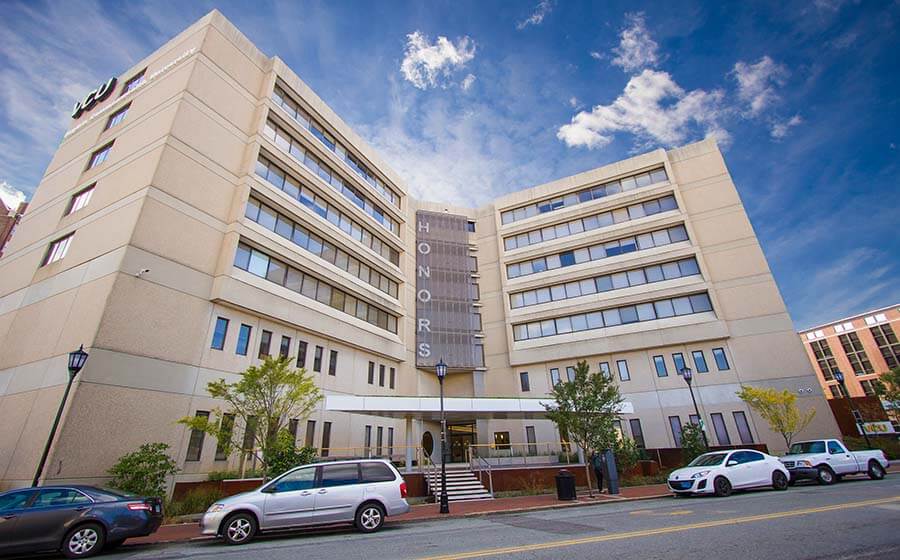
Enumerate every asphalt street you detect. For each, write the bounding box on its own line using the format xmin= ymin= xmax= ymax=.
xmin=40 ymin=475 xmax=900 ymax=560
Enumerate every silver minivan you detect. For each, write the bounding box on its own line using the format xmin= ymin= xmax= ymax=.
xmin=200 ymin=459 xmax=410 ymax=544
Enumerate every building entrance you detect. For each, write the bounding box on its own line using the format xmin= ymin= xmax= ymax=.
xmin=448 ymin=423 xmax=477 ymax=463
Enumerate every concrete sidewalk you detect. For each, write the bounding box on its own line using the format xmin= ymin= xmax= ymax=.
xmin=128 ymin=483 xmax=670 ymax=546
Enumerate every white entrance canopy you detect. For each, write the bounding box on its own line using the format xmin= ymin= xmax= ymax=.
xmin=325 ymin=395 xmax=634 ymax=421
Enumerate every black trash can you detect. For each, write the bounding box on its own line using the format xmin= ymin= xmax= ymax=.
xmin=555 ymin=469 xmax=577 ymax=501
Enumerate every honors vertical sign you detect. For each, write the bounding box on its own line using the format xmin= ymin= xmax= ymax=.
xmin=415 ymin=211 xmax=481 ymax=369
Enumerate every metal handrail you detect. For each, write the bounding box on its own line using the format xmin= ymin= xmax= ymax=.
xmin=473 ymin=455 xmax=494 ymax=497
xmin=467 ymin=441 xmax=579 ymax=467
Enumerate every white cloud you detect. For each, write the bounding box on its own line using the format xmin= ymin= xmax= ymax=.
xmin=770 ymin=114 xmax=803 ymax=138
xmin=0 ymin=181 xmax=27 ymax=210
xmin=568 ymin=96 xmax=579 ymax=108
xmin=589 ymin=51 xmax=603 ymax=60
xmin=460 ymin=73 xmax=476 ymax=91
xmin=400 ymin=31 xmax=476 ymax=90
xmin=732 ymin=56 xmax=789 ymax=116
xmin=517 ymin=1 xmax=555 ymax=30
xmin=557 ymin=69 xmax=727 ymax=150
xmin=611 ymin=12 xmax=660 ymax=73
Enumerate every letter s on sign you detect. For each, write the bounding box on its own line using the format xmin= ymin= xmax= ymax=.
xmin=418 ymin=343 xmax=431 ymax=358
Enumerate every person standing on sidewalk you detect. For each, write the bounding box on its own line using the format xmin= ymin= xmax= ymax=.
xmin=591 ymin=450 xmax=608 ymax=493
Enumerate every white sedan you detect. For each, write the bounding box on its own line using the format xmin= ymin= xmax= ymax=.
xmin=667 ymin=449 xmax=790 ymax=497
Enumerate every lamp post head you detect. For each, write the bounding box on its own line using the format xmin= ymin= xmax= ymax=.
xmin=834 ymin=371 xmax=845 ymax=384
xmin=435 ymin=359 xmax=448 ymax=380
xmin=68 ymin=345 xmax=89 ymax=378
xmin=681 ymin=367 xmax=693 ymax=385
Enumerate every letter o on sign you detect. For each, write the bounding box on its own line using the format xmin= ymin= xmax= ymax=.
xmin=417 ymin=289 xmax=431 ymax=303
xmin=417 ymin=242 xmax=431 ymax=255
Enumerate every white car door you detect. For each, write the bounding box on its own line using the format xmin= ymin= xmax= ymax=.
xmin=262 ymin=466 xmax=317 ymax=529
xmin=724 ymin=451 xmax=756 ymax=488
xmin=826 ymin=440 xmax=856 ymax=474
xmin=742 ymin=451 xmax=770 ymax=487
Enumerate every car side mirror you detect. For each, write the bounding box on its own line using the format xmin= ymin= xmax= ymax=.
xmin=726 ymin=460 xmax=738 ymax=467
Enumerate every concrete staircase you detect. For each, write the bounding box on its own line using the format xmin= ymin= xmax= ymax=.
xmin=425 ymin=464 xmax=493 ymax=502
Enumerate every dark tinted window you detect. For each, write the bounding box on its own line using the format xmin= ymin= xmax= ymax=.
xmin=319 ymin=464 xmax=360 ymax=487
xmin=31 ymin=489 xmax=91 ymax=508
xmin=360 ymin=462 xmax=396 ymax=483
xmin=0 ymin=490 xmax=35 ymax=511
xmin=81 ymin=488 xmax=132 ymax=502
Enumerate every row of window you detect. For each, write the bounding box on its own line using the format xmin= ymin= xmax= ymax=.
xmin=809 ymin=339 xmax=840 ymax=381
xmin=244 ymin=198 xmax=399 ymax=298
xmin=811 ymin=323 xmax=899 ymax=383
xmin=234 ymin=242 xmax=399 ymax=333
xmin=870 ymin=323 xmax=900 ymax=369
xmin=504 ymin=195 xmax=678 ymax=251
xmin=507 ymin=224 xmax=689 ymax=279
xmin=509 ymin=257 xmax=700 ymax=309
xmin=210 ymin=316 xmax=338 ymax=374
xmin=188 ymin=413 xmax=334 ymax=462
xmin=272 ymin=86 xmax=400 ymax=208
xmin=263 ymin=119 xmax=399 ymax=235
xmin=668 ymin=411 xmax=754 ymax=447
xmin=367 ymin=361 xmax=397 ymax=389
xmin=501 ymin=167 xmax=669 ymax=225
xmin=838 ymin=332 xmax=874 ymax=376
xmin=512 ymin=292 xmax=714 ymax=341
xmin=255 ymin=155 xmax=400 ymax=266
xmin=653 ymin=348 xmax=730 ymax=377
xmin=363 ymin=425 xmax=396 ymax=457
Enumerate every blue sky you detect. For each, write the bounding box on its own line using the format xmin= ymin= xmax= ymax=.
xmin=0 ymin=0 xmax=897 ymax=329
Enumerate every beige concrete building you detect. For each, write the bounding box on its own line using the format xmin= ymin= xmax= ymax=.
xmin=799 ymin=305 xmax=900 ymax=400
xmin=0 ymin=11 xmax=838 ymax=490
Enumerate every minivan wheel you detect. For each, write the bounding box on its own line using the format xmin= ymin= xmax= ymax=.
xmin=772 ymin=470 xmax=789 ymax=491
xmin=62 ymin=523 xmax=105 ymax=558
xmin=222 ymin=513 xmax=257 ymax=545
xmin=817 ymin=466 xmax=836 ymax=485
xmin=868 ymin=461 xmax=886 ymax=480
xmin=713 ymin=476 xmax=732 ymax=497
xmin=355 ymin=502 xmax=385 ymax=533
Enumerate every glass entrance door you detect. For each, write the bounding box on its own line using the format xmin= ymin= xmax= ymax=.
xmin=448 ymin=423 xmax=476 ymax=463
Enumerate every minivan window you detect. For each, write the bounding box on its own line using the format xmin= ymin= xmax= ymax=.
xmin=271 ymin=467 xmax=316 ymax=492
xmin=361 ymin=462 xmax=396 ymax=483
xmin=319 ymin=463 xmax=360 ymax=487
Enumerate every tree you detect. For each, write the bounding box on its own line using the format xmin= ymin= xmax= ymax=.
xmin=179 ymin=356 xmax=322 ymax=476
xmin=613 ymin=436 xmax=641 ymax=477
xmin=874 ymin=367 xmax=900 ymax=424
xmin=736 ymin=385 xmax=816 ymax=448
xmin=264 ymin=430 xmax=317 ymax=478
xmin=543 ymin=360 xmax=623 ymax=496
xmin=679 ymin=423 xmax=708 ymax=465
xmin=108 ymin=442 xmax=179 ymax=497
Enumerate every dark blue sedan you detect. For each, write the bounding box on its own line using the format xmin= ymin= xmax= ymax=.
xmin=0 ymin=485 xmax=163 ymax=558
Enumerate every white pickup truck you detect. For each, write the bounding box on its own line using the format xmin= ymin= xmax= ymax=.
xmin=779 ymin=439 xmax=890 ymax=485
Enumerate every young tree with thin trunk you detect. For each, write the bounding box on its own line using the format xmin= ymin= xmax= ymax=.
xmin=178 ymin=356 xmax=322 ymax=475
xmin=543 ymin=360 xmax=623 ymax=497
xmin=736 ymin=385 xmax=816 ymax=448
xmin=874 ymin=367 xmax=900 ymax=424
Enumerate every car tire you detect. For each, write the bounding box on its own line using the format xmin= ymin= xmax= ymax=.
xmin=713 ymin=476 xmax=732 ymax=497
xmin=817 ymin=466 xmax=836 ymax=485
xmin=62 ymin=523 xmax=105 ymax=559
xmin=355 ymin=502 xmax=386 ymax=533
xmin=222 ymin=512 xmax=257 ymax=545
xmin=772 ymin=471 xmax=789 ymax=491
xmin=867 ymin=461 xmax=886 ymax=480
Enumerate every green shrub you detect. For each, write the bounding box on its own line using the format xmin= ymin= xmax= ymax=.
xmin=680 ymin=424 xmax=708 ymax=465
xmin=844 ymin=436 xmax=900 ymax=460
xmin=613 ymin=437 xmax=641 ymax=474
xmin=263 ymin=431 xmax=316 ymax=478
xmin=165 ymin=487 xmax=226 ymax=520
xmin=107 ymin=443 xmax=178 ymax=497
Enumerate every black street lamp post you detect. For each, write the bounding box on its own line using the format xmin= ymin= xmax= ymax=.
xmin=834 ymin=371 xmax=873 ymax=448
xmin=435 ymin=358 xmax=450 ymax=514
xmin=33 ymin=345 xmax=89 ymax=487
xmin=680 ymin=367 xmax=709 ymax=448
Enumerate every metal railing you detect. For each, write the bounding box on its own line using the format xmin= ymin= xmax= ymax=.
xmin=470 ymin=454 xmax=494 ymax=497
xmin=467 ymin=441 xmax=580 ymax=467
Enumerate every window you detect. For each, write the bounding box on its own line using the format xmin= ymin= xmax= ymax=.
xmin=869 ymin=324 xmax=900 ymax=369
xmin=526 ymin=426 xmax=537 ymax=455
xmin=364 ymin=425 xmax=372 ymax=454
xmin=280 ymin=336 xmax=292 ymax=358
xmin=242 ymin=416 xmax=258 ymax=454
xmin=838 ymin=332 xmax=874 ymax=375
xmin=809 ymin=339 xmax=840 ymax=381
xmin=712 ymin=348 xmax=730 ymax=371
xmin=258 ymin=330 xmax=272 ymax=358
xmin=692 ymin=350 xmax=709 ymax=373
xmin=860 ymin=379 xmax=878 ymax=396
xmin=550 ymin=368 xmax=561 ymax=386
xmin=389 ymin=367 xmax=396 ymax=389
xmin=104 ymin=104 xmax=129 ymax=130
xmin=467 ymin=221 xmax=476 ymax=232
xmin=319 ymin=463 xmax=360 ymax=487
xmin=672 ymin=353 xmax=686 ymax=374
xmin=304 ymin=420 xmax=316 ymax=448
xmin=494 ymin=432 xmax=511 ymax=450
xmin=320 ymin=421 xmax=332 ymax=456
xmin=186 ymin=411 xmax=209 ymax=462
xmin=629 ymin=419 xmax=645 ymax=448
xmin=519 ymin=371 xmax=530 ymax=392
xmin=669 ymin=416 xmax=683 ymax=447
xmin=368 ymin=361 xmax=375 ymax=384
xmin=211 ymin=317 xmax=229 ymax=350
xmin=379 ymin=364 xmax=385 ymax=386
xmin=122 ymin=69 xmax=145 ymax=94
xmin=827 ymin=440 xmax=845 ymax=454
xmin=732 ymin=411 xmax=753 ymax=444
xmin=617 ymin=360 xmax=630 ymax=381
xmin=388 ymin=427 xmax=394 ymax=456
xmin=87 ymin=142 xmax=113 ymax=169
xmin=653 ymin=355 xmax=668 ymax=377
xmin=313 ymin=346 xmax=323 ymax=372
xmin=235 ymin=324 xmax=252 ymax=355
xmin=42 ymin=234 xmax=73 ymax=266
xmin=599 ymin=362 xmax=612 ymax=380
xmin=566 ymin=366 xmax=577 ymax=382
xmin=328 ymin=350 xmax=338 ymax=376
xmin=296 ymin=341 xmax=308 ymax=368
xmin=0 ymin=490 xmax=35 ymax=511
xmin=361 ymin=462 xmax=396 ymax=482
xmin=32 ymin=489 xmax=91 ymax=508
xmin=710 ymin=413 xmax=731 ymax=445
xmin=376 ymin=426 xmax=384 ymax=456
xmin=271 ymin=466 xmax=316 ymax=492
xmin=66 ymin=185 xmax=95 ymax=215
xmin=829 ymin=384 xmax=846 ymax=398
xmin=689 ymin=414 xmax=700 ymax=426
xmin=215 ymin=414 xmax=235 ymax=461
